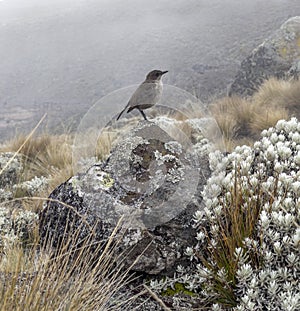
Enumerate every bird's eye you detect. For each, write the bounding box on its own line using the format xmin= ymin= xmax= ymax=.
xmin=156 ymin=72 xmax=160 ymax=77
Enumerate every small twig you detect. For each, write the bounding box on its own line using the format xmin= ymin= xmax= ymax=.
xmin=143 ymin=284 xmax=172 ymax=311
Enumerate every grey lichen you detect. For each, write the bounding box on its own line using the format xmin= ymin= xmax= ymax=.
xmin=165 ymin=141 xmax=183 ymax=155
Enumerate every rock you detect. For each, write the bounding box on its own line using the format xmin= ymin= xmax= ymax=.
xmin=39 ymin=120 xmax=212 ymax=275
xmin=229 ymin=16 xmax=300 ymax=97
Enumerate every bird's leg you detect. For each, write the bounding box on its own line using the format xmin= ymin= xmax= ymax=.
xmin=138 ymin=108 xmax=148 ymax=120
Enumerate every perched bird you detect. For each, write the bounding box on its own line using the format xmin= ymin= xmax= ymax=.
xmin=116 ymin=69 xmax=168 ymax=121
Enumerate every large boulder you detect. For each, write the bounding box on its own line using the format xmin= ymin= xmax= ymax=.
xmin=229 ymin=16 xmax=300 ymax=97
xmin=39 ymin=120 xmax=212 ymax=275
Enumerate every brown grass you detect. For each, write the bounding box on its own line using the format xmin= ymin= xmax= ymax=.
xmin=252 ymin=77 xmax=300 ymax=115
xmin=209 ymin=78 xmax=300 ymax=151
xmin=1 ymin=133 xmax=74 ymax=193
xmin=250 ymin=105 xmax=288 ymax=135
xmin=0 ymin=218 xmax=144 ymax=311
xmin=209 ymin=96 xmax=255 ymax=150
xmin=251 ymin=77 xmax=300 ymax=128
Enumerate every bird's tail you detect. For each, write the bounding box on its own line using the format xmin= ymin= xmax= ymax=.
xmin=127 ymin=106 xmax=134 ymax=113
xmin=116 ymin=107 xmax=126 ymax=120
xmin=117 ymin=102 xmax=131 ymax=120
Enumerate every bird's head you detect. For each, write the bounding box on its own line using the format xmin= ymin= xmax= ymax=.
xmin=145 ymin=70 xmax=168 ymax=81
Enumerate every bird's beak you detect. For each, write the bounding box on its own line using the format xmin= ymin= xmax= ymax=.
xmin=161 ymin=71 xmax=168 ymax=75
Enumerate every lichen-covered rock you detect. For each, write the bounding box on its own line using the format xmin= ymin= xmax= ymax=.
xmin=39 ymin=121 xmax=211 ymax=275
xmin=229 ymin=16 xmax=300 ymax=97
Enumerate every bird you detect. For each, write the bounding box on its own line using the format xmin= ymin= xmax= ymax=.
xmin=116 ymin=69 xmax=168 ymax=121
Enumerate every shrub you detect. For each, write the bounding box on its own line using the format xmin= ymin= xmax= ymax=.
xmin=190 ymin=118 xmax=300 ymax=310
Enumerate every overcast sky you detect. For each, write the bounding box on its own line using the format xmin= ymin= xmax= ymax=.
xmin=0 ymin=0 xmax=299 ymax=139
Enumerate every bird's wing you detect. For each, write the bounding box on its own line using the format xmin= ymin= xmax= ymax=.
xmin=128 ymin=82 xmax=158 ymax=107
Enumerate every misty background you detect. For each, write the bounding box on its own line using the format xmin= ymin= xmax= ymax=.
xmin=0 ymin=0 xmax=299 ymax=141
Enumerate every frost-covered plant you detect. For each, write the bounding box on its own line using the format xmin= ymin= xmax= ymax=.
xmin=0 ymin=207 xmax=38 ymax=250
xmin=13 ymin=175 xmax=49 ymax=196
xmin=190 ymin=118 xmax=300 ymax=309
xmin=0 ymin=189 xmax=13 ymax=202
xmin=0 ymin=153 xmax=24 ymax=202
xmin=0 ymin=153 xmax=23 ymax=188
xmin=0 ymin=151 xmax=49 ymax=200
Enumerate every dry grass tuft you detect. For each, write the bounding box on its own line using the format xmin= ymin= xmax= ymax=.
xmin=250 ymin=78 xmax=295 ymax=134
xmin=209 ymin=96 xmax=254 ymax=150
xmin=252 ymin=78 xmax=292 ymax=108
xmin=250 ymin=105 xmax=288 ymax=135
xmin=250 ymin=77 xmax=300 ymax=133
xmin=1 ymin=133 xmax=74 ymax=192
xmin=252 ymin=78 xmax=300 ymax=114
xmin=286 ymin=79 xmax=300 ymax=116
xmin=209 ymin=78 xmax=300 ymax=151
xmin=0 ymin=218 xmax=143 ymax=311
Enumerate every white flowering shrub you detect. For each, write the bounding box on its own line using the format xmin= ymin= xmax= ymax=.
xmin=0 ymin=207 xmax=38 ymax=250
xmin=191 ymin=118 xmax=300 ymax=310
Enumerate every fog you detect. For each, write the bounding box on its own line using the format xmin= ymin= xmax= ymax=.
xmin=0 ymin=0 xmax=299 ymax=139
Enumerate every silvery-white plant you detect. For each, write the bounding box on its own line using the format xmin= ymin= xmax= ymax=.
xmin=190 ymin=118 xmax=300 ymax=310
xmin=14 ymin=175 xmax=49 ymax=196
xmin=0 ymin=207 xmax=38 ymax=250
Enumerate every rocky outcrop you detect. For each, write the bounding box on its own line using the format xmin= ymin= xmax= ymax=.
xmin=39 ymin=120 xmax=212 ymax=275
xmin=229 ymin=16 xmax=300 ymax=97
